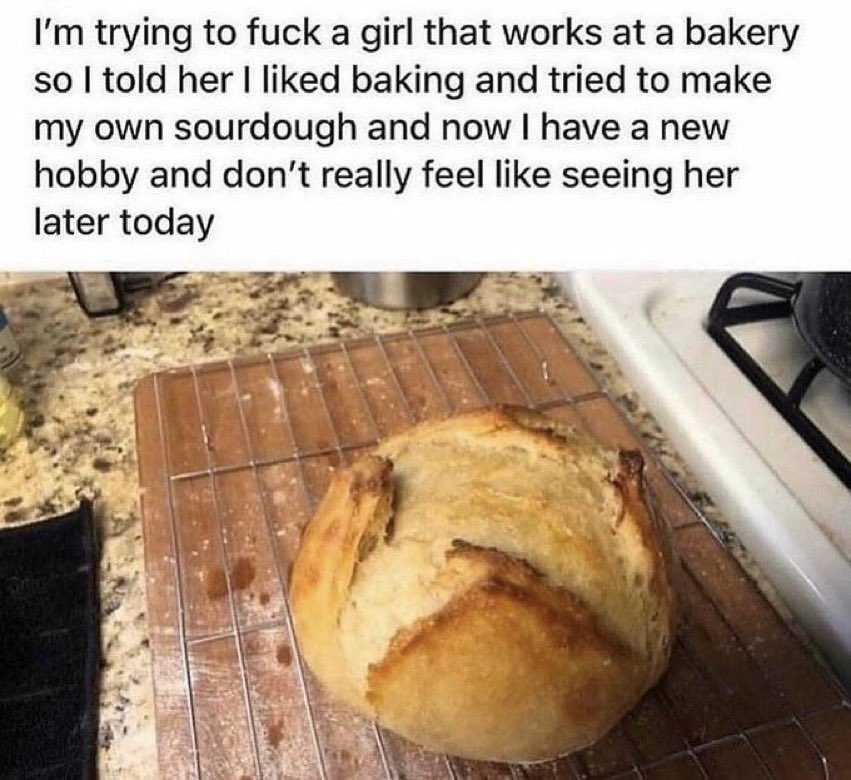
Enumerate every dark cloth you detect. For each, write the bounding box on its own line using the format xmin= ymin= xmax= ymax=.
xmin=0 ymin=502 xmax=99 ymax=779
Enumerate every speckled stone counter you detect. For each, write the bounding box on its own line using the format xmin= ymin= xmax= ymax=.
xmin=0 ymin=272 xmax=793 ymax=778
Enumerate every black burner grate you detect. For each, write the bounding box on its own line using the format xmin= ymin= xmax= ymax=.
xmin=707 ymin=273 xmax=851 ymax=491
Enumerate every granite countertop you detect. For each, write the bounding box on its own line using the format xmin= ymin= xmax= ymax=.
xmin=0 ymin=272 xmax=792 ymax=778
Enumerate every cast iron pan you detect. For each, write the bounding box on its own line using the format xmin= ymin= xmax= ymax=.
xmin=791 ymin=273 xmax=851 ymax=387
xmin=710 ymin=272 xmax=851 ymax=388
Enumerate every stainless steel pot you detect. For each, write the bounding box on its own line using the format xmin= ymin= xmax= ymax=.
xmin=331 ymin=273 xmax=483 ymax=310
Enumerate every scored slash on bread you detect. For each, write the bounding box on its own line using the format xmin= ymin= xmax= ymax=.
xmin=290 ymin=406 xmax=678 ymax=763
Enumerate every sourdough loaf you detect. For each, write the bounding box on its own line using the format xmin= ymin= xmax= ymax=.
xmin=290 ymin=406 xmax=677 ymax=762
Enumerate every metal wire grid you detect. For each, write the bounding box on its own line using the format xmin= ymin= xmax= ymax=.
xmin=146 ymin=312 xmax=848 ymax=780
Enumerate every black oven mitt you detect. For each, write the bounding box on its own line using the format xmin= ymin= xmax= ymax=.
xmin=0 ymin=501 xmax=99 ymax=779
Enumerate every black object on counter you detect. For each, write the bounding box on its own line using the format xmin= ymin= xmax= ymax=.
xmin=68 ymin=272 xmax=186 ymax=317
xmin=707 ymin=272 xmax=851 ymax=490
xmin=0 ymin=501 xmax=99 ymax=779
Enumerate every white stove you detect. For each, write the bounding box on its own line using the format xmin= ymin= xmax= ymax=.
xmin=560 ymin=272 xmax=851 ymax=687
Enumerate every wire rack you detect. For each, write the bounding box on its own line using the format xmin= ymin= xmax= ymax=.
xmin=134 ymin=313 xmax=850 ymax=779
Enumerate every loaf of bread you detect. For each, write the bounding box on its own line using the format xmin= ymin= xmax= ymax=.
xmin=290 ymin=406 xmax=677 ymax=763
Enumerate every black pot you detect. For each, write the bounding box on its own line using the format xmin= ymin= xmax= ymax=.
xmin=709 ymin=272 xmax=851 ymax=387
xmin=789 ymin=274 xmax=851 ymax=387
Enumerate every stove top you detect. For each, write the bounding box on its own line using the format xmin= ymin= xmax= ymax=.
xmin=735 ymin=315 xmax=851 ymax=454
xmin=707 ymin=273 xmax=851 ymax=490
xmin=562 ymin=271 xmax=851 ymax=686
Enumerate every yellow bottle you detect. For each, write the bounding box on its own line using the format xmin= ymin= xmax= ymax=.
xmin=0 ymin=373 xmax=24 ymax=451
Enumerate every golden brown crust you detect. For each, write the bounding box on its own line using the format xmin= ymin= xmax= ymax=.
xmin=610 ymin=450 xmax=679 ymax=677
xmin=374 ymin=540 xmax=634 ymax=670
xmin=290 ymin=406 xmax=678 ymax=761
xmin=290 ymin=455 xmax=396 ymax=711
